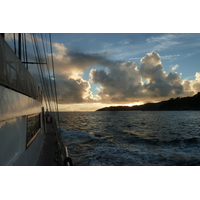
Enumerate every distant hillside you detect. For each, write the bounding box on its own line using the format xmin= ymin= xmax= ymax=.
xmin=96 ymin=92 xmax=200 ymax=111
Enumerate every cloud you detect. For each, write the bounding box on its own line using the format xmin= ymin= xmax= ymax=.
xmin=146 ymin=34 xmax=177 ymax=43
xmin=146 ymin=34 xmax=181 ymax=52
xmin=129 ymin=57 xmax=141 ymax=60
xmin=55 ymin=74 xmax=98 ymax=104
xmin=139 ymin=52 xmax=162 ymax=80
xmin=90 ymin=61 xmax=143 ymax=103
xmin=90 ymin=52 xmax=187 ymax=103
xmin=139 ymin=52 xmax=183 ymax=98
xmin=42 ymin=42 xmax=200 ymax=105
xmin=47 ymin=43 xmax=108 ymax=104
xmin=182 ymin=72 xmax=200 ymax=96
xmin=52 ymin=42 xmax=106 ymax=79
xmin=193 ymin=73 xmax=200 ymax=91
xmin=119 ymin=39 xmax=133 ymax=45
xmin=161 ymin=54 xmax=180 ymax=60
xmin=101 ymin=42 xmax=113 ymax=48
xmin=170 ymin=64 xmax=179 ymax=71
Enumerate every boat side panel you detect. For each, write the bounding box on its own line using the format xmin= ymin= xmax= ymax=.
xmin=0 ymin=86 xmax=45 ymax=165
xmin=12 ymin=128 xmax=44 ymax=166
xmin=0 ymin=86 xmax=42 ymax=121
xmin=0 ymin=114 xmax=45 ymax=166
xmin=0 ymin=35 xmax=42 ymax=101
xmin=0 ymin=116 xmax=26 ymax=165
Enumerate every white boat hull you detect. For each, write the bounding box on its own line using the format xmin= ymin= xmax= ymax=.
xmin=0 ymin=86 xmax=44 ymax=166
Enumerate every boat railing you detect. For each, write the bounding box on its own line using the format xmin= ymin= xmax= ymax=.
xmin=48 ymin=113 xmax=72 ymax=165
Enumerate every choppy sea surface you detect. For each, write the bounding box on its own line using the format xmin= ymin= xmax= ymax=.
xmin=59 ymin=111 xmax=200 ymax=166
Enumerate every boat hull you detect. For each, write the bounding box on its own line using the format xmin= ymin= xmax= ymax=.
xmin=0 ymin=86 xmax=44 ymax=166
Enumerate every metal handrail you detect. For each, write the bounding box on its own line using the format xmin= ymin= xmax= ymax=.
xmin=50 ymin=114 xmax=72 ymax=165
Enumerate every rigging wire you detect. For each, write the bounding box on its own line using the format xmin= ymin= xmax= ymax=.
xmin=30 ymin=34 xmax=49 ymax=110
xmin=22 ymin=34 xmax=26 ymax=67
xmin=34 ymin=34 xmax=52 ymax=112
xmin=13 ymin=33 xmax=16 ymax=55
xmin=49 ymin=33 xmax=60 ymax=131
xmin=24 ymin=34 xmax=28 ymax=69
xmin=8 ymin=33 xmax=15 ymax=52
xmin=40 ymin=34 xmax=57 ymax=116
xmin=18 ymin=33 xmax=61 ymax=132
xmin=31 ymin=33 xmax=60 ymax=129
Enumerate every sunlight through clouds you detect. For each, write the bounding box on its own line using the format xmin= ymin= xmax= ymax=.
xmin=52 ymin=45 xmax=200 ymax=110
xmin=43 ymin=33 xmax=200 ymax=111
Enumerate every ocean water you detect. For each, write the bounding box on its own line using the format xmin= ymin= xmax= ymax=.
xmin=59 ymin=111 xmax=200 ymax=166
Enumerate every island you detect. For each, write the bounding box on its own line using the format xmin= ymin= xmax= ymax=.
xmin=96 ymin=92 xmax=200 ymax=111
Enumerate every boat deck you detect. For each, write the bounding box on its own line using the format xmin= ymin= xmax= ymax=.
xmin=37 ymin=123 xmax=59 ymax=166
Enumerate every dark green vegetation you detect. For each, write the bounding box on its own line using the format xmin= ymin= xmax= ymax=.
xmin=97 ymin=92 xmax=200 ymax=111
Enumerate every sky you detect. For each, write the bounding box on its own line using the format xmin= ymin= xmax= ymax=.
xmin=47 ymin=33 xmax=200 ymax=111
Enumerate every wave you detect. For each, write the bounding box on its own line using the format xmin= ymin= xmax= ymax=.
xmin=121 ymin=130 xmax=200 ymax=147
xmin=60 ymin=127 xmax=200 ymax=166
xmin=60 ymin=127 xmax=95 ymax=143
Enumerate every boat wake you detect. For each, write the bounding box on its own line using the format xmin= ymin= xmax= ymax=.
xmin=60 ymin=127 xmax=200 ymax=166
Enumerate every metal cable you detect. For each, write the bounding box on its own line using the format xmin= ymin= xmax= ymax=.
xmin=49 ymin=33 xmax=60 ymax=131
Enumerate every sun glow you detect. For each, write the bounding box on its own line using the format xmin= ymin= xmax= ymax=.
xmin=123 ymin=102 xmax=143 ymax=107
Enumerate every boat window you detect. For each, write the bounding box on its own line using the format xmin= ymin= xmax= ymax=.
xmin=3 ymin=64 xmax=7 ymax=76
xmin=26 ymin=113 xmax=41 ymax=148
xmin=0 ymin=36 xmax=42 ymax=102
xmin=10 ymin=67 xmax=16 ymax=84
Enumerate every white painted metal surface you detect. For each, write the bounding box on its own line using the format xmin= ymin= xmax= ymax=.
xmin=0 ymin=117 xmax=26 ymax=165
xmin=0 ymin=86 xmax=45 ymax=165
xmin=12 ymin=127 xmax=44 ymax=166
xmin=0 ymin=114 xmax=44 ymax=166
